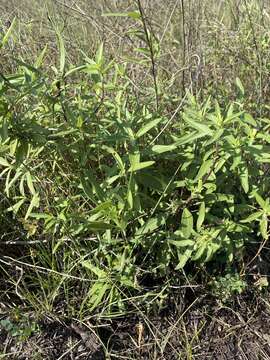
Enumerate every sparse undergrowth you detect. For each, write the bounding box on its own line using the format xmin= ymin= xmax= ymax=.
xmin=0 ymin=1 xmax=270 ymax=359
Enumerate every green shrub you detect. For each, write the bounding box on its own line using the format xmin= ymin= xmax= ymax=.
xmin=0 ymin=16 xmax=269 ymax=316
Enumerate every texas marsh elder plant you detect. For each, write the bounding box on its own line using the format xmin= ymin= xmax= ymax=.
xmin=0 ymin=21 xmax=269 ymax=316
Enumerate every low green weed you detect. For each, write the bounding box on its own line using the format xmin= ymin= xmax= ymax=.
xmin=210 ymin=273 xmax=247 ymax=301
xmin=0 ymin=315 xmax=39 ymax=341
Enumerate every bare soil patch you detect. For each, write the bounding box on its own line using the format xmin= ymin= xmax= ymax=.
xmin=1 ymin=290 xmax=270 ymax=359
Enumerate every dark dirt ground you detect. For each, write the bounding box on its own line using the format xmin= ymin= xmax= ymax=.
xmin=1 ymin=244 xmax=270 ymax=359
xmin=1 ymin=289 xmax=270 ymax=360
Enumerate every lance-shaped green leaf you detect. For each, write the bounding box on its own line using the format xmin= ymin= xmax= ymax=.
xmin=241 ymin=211 xmax=263 ymax=223
xmin=128 ymin=161 xmax=155 ymax=172
xmin=197 ymin=202 xmax=206 ymax=231
xmin=25 ymin=193 xmax=40 ymax=220
xmin=195 ymin=159 xmax=213 ymax=181
xmin=260 ymin=215 xmax=268 ymax=240
xmin=181 ymin=208 xmax=193 ymax=238
xmin=136 ymin=117 xmax=162 ymax=138
xmin=56 ymin=29 xmax=65 ymax=75
xmin=0 ymin=18 xmax=16 ymax=50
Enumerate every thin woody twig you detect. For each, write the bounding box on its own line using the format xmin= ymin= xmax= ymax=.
xmin=137 ymin=0 xmax=159 ymax=110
